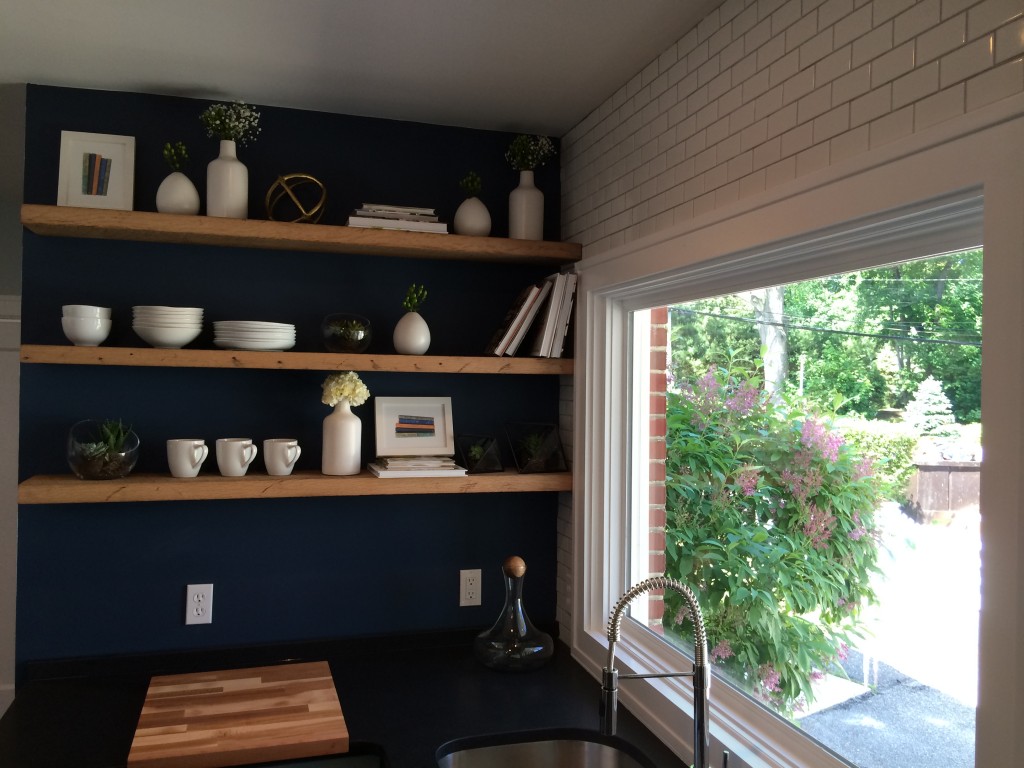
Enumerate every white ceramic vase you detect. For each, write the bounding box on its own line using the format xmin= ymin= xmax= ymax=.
xmin=322 ymin=401 xmax=361 ymax=476
xmin=393 ymin=311 xmax=430 ymax=355
xmin=156 ymin=171 xmax=200 ymax=215
xmin=206 ymin=139 xmax=248 ymax=219
xmin=508 ymin=170 xmax=544 ymax=240
xmin=453 ymin=196 xmax=491 ymax=236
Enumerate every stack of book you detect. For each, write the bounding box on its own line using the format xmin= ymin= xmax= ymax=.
xmin=485 ymin=270 xmax=577 ymax=357
xmin=347 ymin=203 xmax=449 ymax=234
xmin=367 ymin=455 xmax=467 ymax=478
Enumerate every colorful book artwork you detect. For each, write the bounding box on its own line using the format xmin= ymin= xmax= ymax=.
xmin=81 ymin=153 xmax=113 ymax=196
xmin=395 ymin=414 xmax=435 ymax=438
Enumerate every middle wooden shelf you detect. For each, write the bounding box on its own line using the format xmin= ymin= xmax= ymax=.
xmin=18 ymin=469 xmax=573 ymax=505
xmin=20 ymin=344 xmax=574 ymax=374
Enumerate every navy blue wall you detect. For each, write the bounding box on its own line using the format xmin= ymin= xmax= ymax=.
xmin=17 ymin=86 xmax=564 ymax=672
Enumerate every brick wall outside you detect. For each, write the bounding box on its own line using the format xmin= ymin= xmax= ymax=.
xmin=556 ymin=0 xmax=1024 ymax=635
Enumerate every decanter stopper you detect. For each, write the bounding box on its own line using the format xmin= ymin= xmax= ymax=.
xmin=473 ymin=555 xmax=554 ymax=671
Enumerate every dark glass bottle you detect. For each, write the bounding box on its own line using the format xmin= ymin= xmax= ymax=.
xmin=474 ymin=555 xmax=554 ymax=671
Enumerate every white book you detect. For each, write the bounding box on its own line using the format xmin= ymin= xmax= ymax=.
xmin=361 ymin=202 xmax=436 ymax=216
xmin=527 ymin=272 xmax=567 ymax=357
xmin=354 ymin=208 xmax=440 ymax=222
xmin=486 ymin=283 xmax=542 ymax=356
xmin=504 ymin=279 xmax=553 ymax=356
xmin=347 ymin=216 xmax=449 ymax=234
xmin=368 ymin=461 xmax=467 ymax=478
xmin=550 ymin=273 xmax=577 ymax=358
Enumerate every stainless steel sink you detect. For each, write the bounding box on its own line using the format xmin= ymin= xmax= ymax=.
xmin=435 ymin=728 xmax=658 ymax=768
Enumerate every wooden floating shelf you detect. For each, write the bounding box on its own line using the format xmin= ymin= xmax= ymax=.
xmin=18 ymin=469 xmax=574 ymax=504
xmin=20 ymin=344 xmax=574 ymax=374
xmin=21 ymin=205 xmax=582 ymax=266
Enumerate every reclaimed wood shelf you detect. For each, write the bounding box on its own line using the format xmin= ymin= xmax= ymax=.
xmin=20 ymin=344 xmax=574 ymax=374
xmin=21 ymin=204 xmax=582 ymax=266
xmin=18 ymin=469 xmax=574 ymax=504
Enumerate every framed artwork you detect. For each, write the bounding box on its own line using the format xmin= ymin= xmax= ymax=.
xmin=374 ymin=396 xmax=455 ymax=457
xmin=57 ymin=131 xmax=135 ymax=210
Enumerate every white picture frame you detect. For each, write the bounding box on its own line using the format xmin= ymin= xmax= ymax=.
xmin=57 ymin=130 xmax=135 ymax=210
xmin=374 ymin=396 xmax=455 ymax=457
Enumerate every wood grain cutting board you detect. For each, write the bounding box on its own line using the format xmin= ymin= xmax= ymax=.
xmin=127 ymin=661 xmax=349 ymax=768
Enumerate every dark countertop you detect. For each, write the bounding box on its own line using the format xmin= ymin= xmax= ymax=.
xmin=0 ymin=631 xmax=688 ymax=768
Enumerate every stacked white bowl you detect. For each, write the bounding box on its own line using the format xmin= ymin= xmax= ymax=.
xmin=213 ymin=320 xmax=296 ymax=351
xmin=62 ymin=304 xmax=112 ymax=346
xmin=132 ymin=306 xmax=204 ymax=349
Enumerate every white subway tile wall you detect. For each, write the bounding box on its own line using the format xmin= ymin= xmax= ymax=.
xmin=555 ymin=0 xmax=1023 ymax=634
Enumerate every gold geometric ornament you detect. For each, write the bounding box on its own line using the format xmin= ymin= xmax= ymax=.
xmin=265 ymin=173 xmax=327 ymax=223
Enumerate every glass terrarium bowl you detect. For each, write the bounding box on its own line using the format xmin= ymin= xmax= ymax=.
xmin=67 ymin=419 xmax=140 ymax=480
xmin=321 ymin=313 xmax=372 ymax=353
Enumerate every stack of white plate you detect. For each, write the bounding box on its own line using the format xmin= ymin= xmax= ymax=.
xmin=213 ymin=320 xmax=296 ymax=351
xmin=132 ymin=306 xmax=204 ymax=349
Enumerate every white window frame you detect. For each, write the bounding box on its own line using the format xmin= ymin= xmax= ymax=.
xmin=570 ymin=106 xmax=1024 ymax=767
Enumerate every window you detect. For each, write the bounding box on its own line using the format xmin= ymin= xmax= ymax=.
xmin=570 ymin=120 xmax=1024 ymax=768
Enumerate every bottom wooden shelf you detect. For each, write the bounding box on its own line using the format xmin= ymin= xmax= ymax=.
xmin=18 ymin=468 xmax=573 ymax=504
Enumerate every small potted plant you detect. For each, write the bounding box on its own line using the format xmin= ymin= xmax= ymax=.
xmin=67 ymin=418 xmax=140 ymax=480
xmin=321 ymin=313 xmax=372 ymax=353
xmin=393 ymin=283 xmax=430 ymax=355
xmin=505 ymin=422 xmax=567 ymax=474
xmin=456 ymin=434 xmax=503 ymax=474
xmin=453 ymin=171 xmax=491 ymax=237
xmin=505 ymin=134 xmax=556 ymax=240
xmin=155 ymin=141 xmax=200 ymax=215
xmin=200 ymin=100 xmax=261 ymax=219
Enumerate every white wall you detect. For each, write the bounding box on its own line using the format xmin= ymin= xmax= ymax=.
xmin=0 ymin=83 xmax=25 ymax=715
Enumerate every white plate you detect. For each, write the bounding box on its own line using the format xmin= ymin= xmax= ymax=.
xmin=133 ymin=306 xmax=204 ymax=314
xmin=213 ymin=338 xmax=296 ymax=351
xmin=214 ymin=320 xmax=294 ymax=330
xmin=213 ymin=331 xmax=295 ymax=340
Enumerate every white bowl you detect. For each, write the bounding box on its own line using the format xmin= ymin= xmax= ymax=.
xmin=133 ymin=323 xmax=202 ymax=349
xmin=62 ymin=316 xmax=111 ymax=346
xmin=63 ymin=304 xmax=111 ymax=319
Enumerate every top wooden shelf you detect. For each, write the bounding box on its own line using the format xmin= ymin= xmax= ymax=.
xmin=21 ymin=205 xmax=582 ymax=266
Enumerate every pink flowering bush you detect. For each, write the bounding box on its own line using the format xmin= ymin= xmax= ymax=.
xmin=664 ymin=364 xmax=882 ymax=714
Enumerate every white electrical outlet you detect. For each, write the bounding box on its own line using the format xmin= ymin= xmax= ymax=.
xmin=459 ymin=568 xmax=482 ymax=607
xmin=186 ymin=583 xmax=213 ymax=625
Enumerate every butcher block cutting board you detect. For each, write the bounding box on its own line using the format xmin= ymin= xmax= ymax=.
xmin=127 ymin=661 xmax=349 ymax=768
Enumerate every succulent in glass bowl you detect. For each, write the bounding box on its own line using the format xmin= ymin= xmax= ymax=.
xmin=67 ymin=418 xmax=140 ymax=480
xmin=321 ymin=313 xmax=372 ymax=353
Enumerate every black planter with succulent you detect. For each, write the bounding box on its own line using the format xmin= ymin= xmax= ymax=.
xmin=505 ymin=422 xmax=567 ymax=474
xmin=321 ymin=313 xmax=373 ymax=353
xmin=456 ymin=434 xmax=503 ymax=474
xmin=67 ymin=418 xmax=140 ymax=480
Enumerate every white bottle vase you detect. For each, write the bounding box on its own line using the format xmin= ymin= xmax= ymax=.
xmin=156 ymin=171 xmax=200 ymax=215
xmin=393 ymin=311 xmax=431 ymax=355
xmin=322 ymin=401 xmax=361 ymax=476
xmin=508 ymin=170 xmax=544 ymax=240
xmin=206 ymin=139 xmax=248 ymax=219
xmin=453 ymin=196 xmax=491 ymax=236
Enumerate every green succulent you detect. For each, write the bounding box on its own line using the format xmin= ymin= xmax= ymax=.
xmin=402 ymin=284 xmax=428 ymax=313
xmin=459 ymin=171 xmax=482 ymax=197
xmin=162 ymin=141 xmax=189 ymax=172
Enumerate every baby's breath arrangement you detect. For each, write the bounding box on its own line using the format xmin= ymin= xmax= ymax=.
xmin=322 ymin=371 xmax=370 ymax=408
xmin=505 ymin=134 xmax=556 ymax=171
xmin=162 ymin=141 xmax=189 ymax=172
xmin=199 ymin=101 xmax=261 ymax=146
xmin=402 ymin=284 xmax=428 ymax=313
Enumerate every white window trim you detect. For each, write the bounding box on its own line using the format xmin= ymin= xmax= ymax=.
xmin=571 ymin=101 xmax=1024 ymax=768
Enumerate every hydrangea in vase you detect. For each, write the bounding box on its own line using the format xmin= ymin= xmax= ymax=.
xmin=321 ymin=371 xmax=370 ymax=476
xmin=505 ymin=134 xmax=556 ymax=241
xmin=155 ymin=141 xmax=200 ymax=215
xmin=200 ymin=100 xmax=261 ymax=219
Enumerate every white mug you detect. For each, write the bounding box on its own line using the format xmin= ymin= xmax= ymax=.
xmin=167 ymin=438 xmax=209 ymax=478
xmin=264 ymin=438 xmax=301 ymax=476
xmin=216 ymin=438 xmax=258 ymax=477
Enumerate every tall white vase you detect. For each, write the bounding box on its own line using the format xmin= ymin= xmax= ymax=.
xmin=508 ymin=170 xmax=544 ymax=240
xmin=206 ymin=139 xmax=248 ymax=219
xmin=322 ymin=401 xmax=361 ymax=476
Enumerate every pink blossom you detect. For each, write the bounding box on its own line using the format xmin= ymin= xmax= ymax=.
xmin=800 ymin=418 xmax=845 ymax=462
xmin=759 ymin=664 xmax=781 ymax=693
xmin=737 ymin=468 xmax=760 ymax=496
xmin=852 ymin=457 xmax=874 ymax=481
xmin=710 ymin=640 xmax=734 ymax=663
xmin=838 ymin=642 xmax=849 ymax=661
xmin=724 ymin=380 xmax=759 ymax=416
xmin=803 ymin=503 xmax=836 ymax=549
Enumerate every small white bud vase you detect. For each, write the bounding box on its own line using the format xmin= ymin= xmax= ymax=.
xmin=508 ymin=170 xmax=544 ymax=240
xmin=453 ymin=196 xmax=491 ymax=236
xmin=322 ymin=400 xmax=361 ymax=475
xmin=156 ymin=171 xmax=200 ymax=215
xmin=206 ymin=139 xmax=248 ymax=218
xmin=393 ymin=311 xmax=430 ymax=355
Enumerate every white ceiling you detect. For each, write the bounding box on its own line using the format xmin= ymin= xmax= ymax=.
xmin=0 ymin=0 xmax=717 ymax=136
